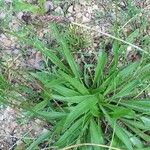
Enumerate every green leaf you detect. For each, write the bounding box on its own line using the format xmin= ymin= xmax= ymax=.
xmin=33 ymin=99 xmax=48 ymax=112
xmin=52 ymin=85 xmax=80 ymax=97
xmin=109 ymin=108 xmax=135 ymax=119
xmin=90 ymin=119 xmax=104 ymax=150
xmin=37 ymin=111 xmax=66 ymax=120
xmin=119 ymin=29 xmax=139 ymax=52
xmin=100 ymin=105 xmax=133 ymax=150
xmin=51 ymin=24 xmax=81 ymax=79
xmin=113 ymin=40 xmax=120 ymax=64
xmin=112 ymin=80 xmax=139 ymax=99
xmin=93 ymin=51 xmax=107 ymax=87
xmin=63 ymin=97 xmax=98 ymax=131
xmin=27 ymin=130 xmax=51 ymax=150
xmin=104 ymin=62 xmax=140 ymax=96
xmin=90 ymin=105 xmax=100 ymax=117
xmin=33 ymin=38 xmax=70 ymax=72
xmin=58 ymin=70 xmax=89 ymax=95
xmin=52 ymin=94 xmax=95 ymax=103
xmin=117 ymin=62 xmax=140 ymax=79
xmin=125 ymin=123 xmax=150 ymax=142
xmin=140 ymin=116 xmax=150 ymax=126
xmin=122 ymin=119 xmax=150 ymax=130
xmin=31 ymin=72 xmax=64 ymax=88
xmin=120 ymin=99 xmax=150 ymax=113
xmin=56 ymin=117 xmax=83 ymax=147
xmin=122 ymin=128 xmax=143 ymax=148
xmin=13 ymin=0 xmax=38 ymax=13
xmin=92 ymin=72 xmax=118 ymax=94
xmin=111 ymin=136 xmax=126 ymax=149
xmin=38 ymin=0 xmax=46 ymax=14
xmin=13 ymin=33 xmax=70 ymax=73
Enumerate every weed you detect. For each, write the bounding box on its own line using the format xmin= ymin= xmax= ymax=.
xmin=0 ymin=1 xmax=150 ymax=150
xmin=4 ymin=23 xmax=149 ymax=149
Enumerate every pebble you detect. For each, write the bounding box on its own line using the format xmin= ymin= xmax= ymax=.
xmin=76 ymin=12 xmax=82 ymax=19
xmin=85 ymin=12 xmax=91 ymax=18
xmin=9 ymin=19 xmax=20 ymax=31
xmin=93 ymin=4 xmax=99 ymax=10
xmin=0 ymin=12 xmax=6 ymax=19
xmin=68 ymin=17 xmax=74 ymax=22
xmin=44 ymin=1 xmax=54 ymax=12
xmin=82 ymin=16 xmax=91 ymax=23
xmin=87 ymin=6 xmax=93 ymax=14
xmin=74 ymin=4 xmax=81 ymax=12
xmin=127 ymin=46 xmax=133 ymax=53
xmin=16 ymin=12 xmax=23 ymax=20
xmin=55 ymin=6 xmax=64 ymax=16
xmin=12 ymin=49 xmax=20 ymax=55
xmin=0 ymin=33 xmax=7 ymax=39
xmin=68 ymin=5 xmax=74 ymax=13
xmin=1 ymin=38 xmax=12 ymax=47
xmin=120 ymin=1 xmax=126 ymax=7
xmin=66 ymin=13 xmax=72 ymax=18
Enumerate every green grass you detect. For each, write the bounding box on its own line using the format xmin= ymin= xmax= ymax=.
xmin=3 ymin=23 xmax=149 ymax=149
xmin=0 ymin=0 xmax=150 ymax=150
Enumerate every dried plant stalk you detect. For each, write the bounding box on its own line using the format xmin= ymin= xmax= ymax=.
xmin=33 ymin=15 xmax=70 ymax=25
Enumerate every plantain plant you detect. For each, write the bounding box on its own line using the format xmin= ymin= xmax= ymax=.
xmin=1 ymin=1 xmax=150 ymax=149
xmin=8 ymin=23 xmax=149 ymax=150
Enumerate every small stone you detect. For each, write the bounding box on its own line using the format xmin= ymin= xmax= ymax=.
xmin=87 ymin=6 xmax=93 ymax=14
xmin=95 ymin=25 xmax=100 ymax=30
xmin=55 ymin=6 xmax=64 ymax=16
xmin=85 ymin=12 xmax=91 ymax=18
xmin=76 ymin=12 xmax=82 ymax=19
xmin=2 ymin=39 xmax=12 ymax=47
xmin=0 ymin=12 xmax=6 ymax=19
xmin=127 ymin=46 xmax=133 ymax=53
xmin=120 ymin=1 xmax=126 ymax=7
xmin=0 ymin=33 xmax=7 ymax=39
xmin=93 ymin=4 xmax=98 ymax=10
xmin=68 ymin=17 xmax=74 ymax=22
xmin=12 ymin=49 xmax=20 ymax=55
xmin=74 ymin=4 xmax=81 ymax=12
xmin=68 ymin=5 xmax=74 ymax=13
xmin=93 ymin=43 xmax=98 ymax=48
xmin=44 ymin=1 xmax=54 ymax=12
xmin=80 ymin=0 xmax=87 ymax=5
xmin=16 ymin=12 xmax=23 ymax=20
xmin=42 ymin=128 xmax=48 ymax=133
xmin=66 ymin=13 xmax=72 ymax=18
xmin=82 ymin=16 xmax=90 ymax=23
xmin=9 ymin=19 xmax=20 ymax=30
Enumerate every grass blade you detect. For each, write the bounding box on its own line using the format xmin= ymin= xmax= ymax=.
xmin=112 ymin=80 xmax=139 ymax=99
xmin=90 ymin=119 xmax=104 ymax=150
xmin=63 ymin=97 xmax=98 ymax=131
xmin=56 ymin=117 xmax=83 ymax=147
xmin=52 ymin=94 xmax=95 ymax=104
xmin=120 ymin=99 xmax=150 ymax=113
xmin=93 ymin=51 xmax=107 ymax=87
xmin=27 ymin=130 xmax=51 ymax=150
xmin=51 ymin=24 xmax=81 ymax=79
xmin=100 ymin=105 xmax=133 ymax=150
xmin=58 ymin=70 xmax=89 ymax=95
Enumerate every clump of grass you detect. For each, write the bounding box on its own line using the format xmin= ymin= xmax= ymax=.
xmin=65 ymin=24 xmax=91 ymax=51
xmin=4 ymin=22 xmax=149 ymax=149
xmin=0 ymin=1 xmax=150 ymax=150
